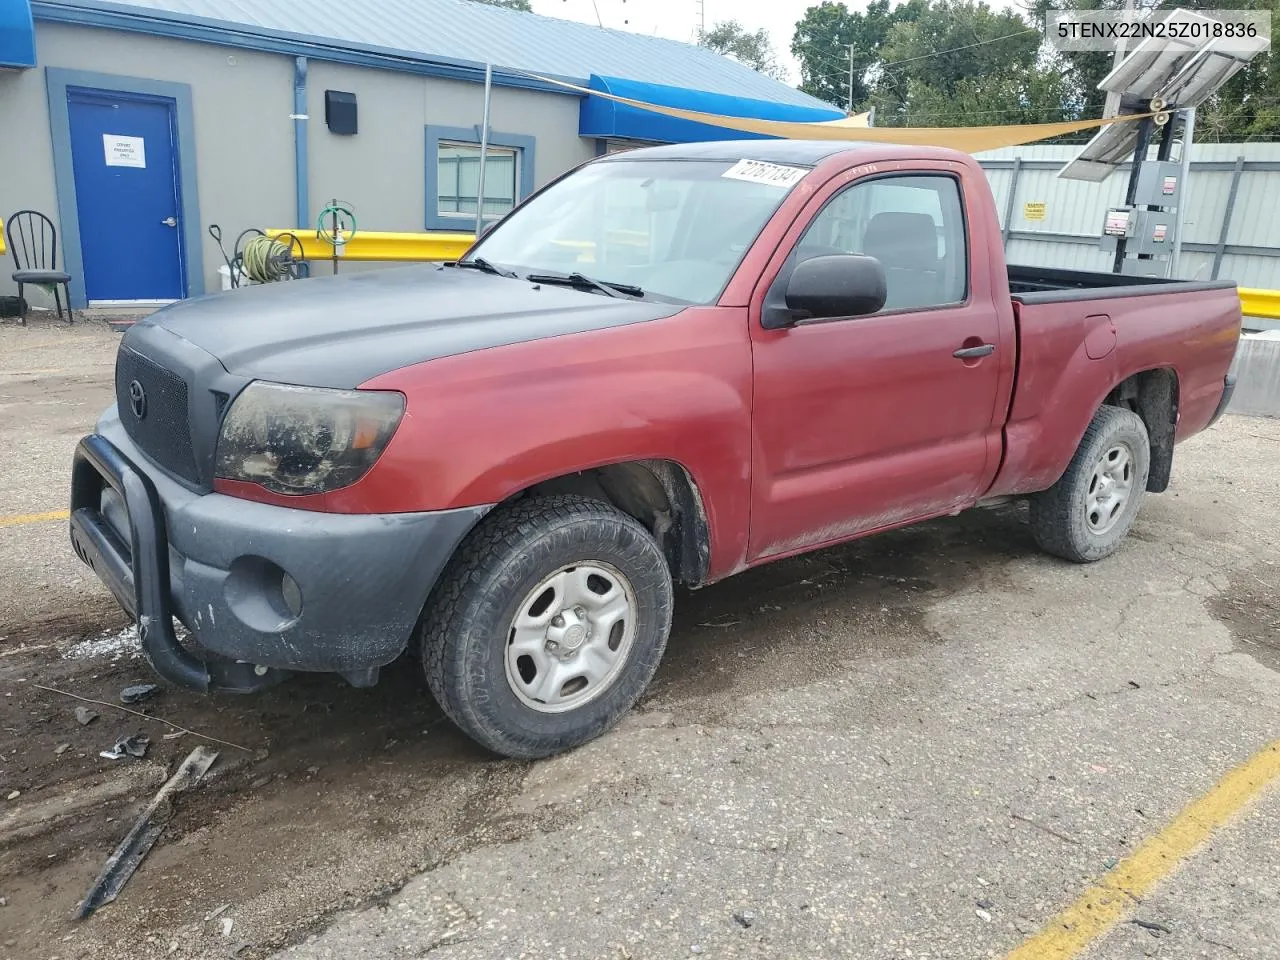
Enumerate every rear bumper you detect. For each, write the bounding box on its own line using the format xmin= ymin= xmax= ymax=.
xmin=1207 ymin=374 xmax=1237 ymax=429
xmin=69 ymin=413 xmax=488 ymax=692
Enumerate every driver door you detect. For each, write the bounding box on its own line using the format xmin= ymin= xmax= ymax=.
xmin=747 ymin=166 xmax=1011 ymax=561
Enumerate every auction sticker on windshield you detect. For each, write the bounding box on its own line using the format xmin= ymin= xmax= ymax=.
xmin=721 ymin=159 xmax=808 ymax=189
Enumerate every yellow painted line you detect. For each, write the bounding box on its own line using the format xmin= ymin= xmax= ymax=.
xmin=1006 ymin=738 xmax=1280 ymax=959
xmin=0 ymin=509 xmax=70 ymax=528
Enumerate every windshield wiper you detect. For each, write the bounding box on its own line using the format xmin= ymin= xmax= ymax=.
xmin=526 ymin=271 xmax=645 ymax=299
xmin=455 ymin=257 xmax=518 ymax=279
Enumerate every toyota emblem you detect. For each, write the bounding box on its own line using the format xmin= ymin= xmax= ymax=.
xmin=128 ymin=379 xmax=147 ymax=420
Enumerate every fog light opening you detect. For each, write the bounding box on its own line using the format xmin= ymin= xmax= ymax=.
xmin=224 ymin=555 xmax=303 ymax=633
xmin=281 ymin=571 xmax=303 ymax=618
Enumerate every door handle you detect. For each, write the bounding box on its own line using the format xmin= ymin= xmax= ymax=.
xmin=953 ymin=343 xmax=995 ymax=359
xmin=160 ymin=216 xmax=177 ymax=227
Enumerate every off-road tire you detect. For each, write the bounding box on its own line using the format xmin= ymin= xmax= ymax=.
xmin=419 ymin=494 xmax=673 ymax=759
xmin=1030 ymin=405 xmax=1151 ymax=563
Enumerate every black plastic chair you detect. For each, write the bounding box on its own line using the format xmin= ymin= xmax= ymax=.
xmin=6 ymin=210 xmax=73 ymax=324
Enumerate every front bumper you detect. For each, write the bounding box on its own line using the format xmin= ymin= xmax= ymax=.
xmin=69 ymin=412 xmax=489 ymax=692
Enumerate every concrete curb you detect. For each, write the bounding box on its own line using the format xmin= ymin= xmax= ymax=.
xmin=1228 ymin=330 xmax=1280 ymax=418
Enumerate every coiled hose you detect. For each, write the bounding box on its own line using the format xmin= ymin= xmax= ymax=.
xmin=240 ymin=235 xmax=297 ymax=283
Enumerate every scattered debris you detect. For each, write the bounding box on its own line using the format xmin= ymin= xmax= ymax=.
xmin=62 ymin=625 xmax=142 ymax=662
xmin=54 ymin=743 xmax=71 ymax=755
xmin=1010 ymin=812 xmax=1080 ymax=845
xmin=121 ymin=684 xmax=160 ymax=704
xmin=206 ymin=904 xmax=231 ymax=922
xmin=698 ymin=617 xmax=741 ymax=628
xmin=220 ymin=917 xmax=235 ymax=938
xmin=732 ymin=909 xmax=755 ymax=928
xmin=5 ymin=791 xmax=18 ymax=801
xmin=250 ymin=776 xmax=272 ymax=790
xmin=35 ymin=684 xmax=253 ymax=753
xmin=163 ymin=731 xmax=187 ymax=741
xmin=1128 ymin=680 xmax=1142 ymax=689
xmin=306 ymin=765 xmax=320 ymax=776
xmin=76 ymin=746 xmax=219 ymax=919
xmin=977 ymin=899 xmax=995 ymax=910
xmin=1130 ymin=918 xmax=1174 ymax=936
xmin=75 ymin=706 xmax=99 ymax=726
xmin=976 ymin=908 xmax=993 ymax=923
xmin=100 ymin=734 xmax=151 ymax=760
xmin=0 ymin=897 xmax=7 ymax=907
xmin=976 ymin=876 xmax=991 ymax=887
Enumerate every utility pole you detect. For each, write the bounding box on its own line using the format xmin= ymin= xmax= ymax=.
xmin=1103 ymin=0 xmax=1137 ymax=118
xmin=847 ymin=43 xmax=855 ymax=114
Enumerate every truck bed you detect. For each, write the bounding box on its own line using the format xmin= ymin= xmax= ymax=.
xmin=1008 ymin=264 xmax=1236 ymax=303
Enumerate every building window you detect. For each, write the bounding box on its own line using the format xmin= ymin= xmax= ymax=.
xmin=425 ymin=125 xmax=535 ymax=231
xmin=437 ymin=142 xmax=518 ymax=219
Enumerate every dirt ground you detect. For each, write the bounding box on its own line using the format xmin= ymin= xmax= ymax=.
xmin=1 ymin=311 xmax=1278 ymax=960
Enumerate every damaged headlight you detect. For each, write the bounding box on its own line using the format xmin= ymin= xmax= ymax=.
xmin=215 ymin=382 xmax=405 ymax=495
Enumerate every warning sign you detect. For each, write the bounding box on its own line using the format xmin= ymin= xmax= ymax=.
xmin=103 ymin=134 xmax=146 ymax=169
xmin=1152 ymin=223 xmax=1168 ymax=243
xmin=1162 ymin=176 xmax=1177 ymax=195
xmin=1104 ymin=209 xmax=1130 ymax=237
xmin=1023 ymin=202 xmax=1046 ymax=221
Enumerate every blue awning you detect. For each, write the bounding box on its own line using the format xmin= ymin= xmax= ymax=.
xmin=579 ymin=74 xmax=844 ymax=144
xmin=0 ymin=0 xmax=35 ymax=68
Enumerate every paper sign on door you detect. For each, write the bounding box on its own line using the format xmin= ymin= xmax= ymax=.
xmin=103 ymin=134 xmax=146 ymax=169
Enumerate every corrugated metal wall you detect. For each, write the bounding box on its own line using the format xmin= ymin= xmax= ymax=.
xmin=975 ymin=142 xmax=1280 ymax=287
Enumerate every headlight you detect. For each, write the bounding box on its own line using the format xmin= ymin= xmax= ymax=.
xmin=215 ymin=382 xmax=405 ymax=495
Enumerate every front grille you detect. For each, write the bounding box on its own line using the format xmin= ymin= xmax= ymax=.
xmin=115 ymin=346 xmax=199 ymax=484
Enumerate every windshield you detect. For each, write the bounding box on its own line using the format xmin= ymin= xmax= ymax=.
xmin=464 ymin=158 xmax=809 ymax=304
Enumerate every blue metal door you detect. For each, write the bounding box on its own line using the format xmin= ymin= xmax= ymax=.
xmin=68 ymin=90 xmax=185 ymax=301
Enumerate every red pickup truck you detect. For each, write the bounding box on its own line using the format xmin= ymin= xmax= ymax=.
xmin=70 ymin=141 xmax=1241 ymax=759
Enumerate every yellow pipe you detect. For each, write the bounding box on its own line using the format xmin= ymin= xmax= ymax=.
xmin=1238 ymin=287 xmax=1280 ymax=321
xmin=265 ymin=229 xmax=476 ymax=263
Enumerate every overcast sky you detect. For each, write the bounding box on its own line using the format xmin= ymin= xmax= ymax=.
xmin=529 ymin=0 xmax=818 ymax=82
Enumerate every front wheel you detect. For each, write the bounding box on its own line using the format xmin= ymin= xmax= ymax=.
xmin=420 ymin=494 xmax=673 ymax=759
xmin=1030 ymin=405 xmax=1151 ymax=563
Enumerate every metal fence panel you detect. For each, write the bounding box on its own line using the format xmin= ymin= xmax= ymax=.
xmin=974 ymin=142 xmax=1280 ymax=288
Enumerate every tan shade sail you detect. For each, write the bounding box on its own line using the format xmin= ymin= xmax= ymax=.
xmin=531 ymin=73 xmax=1150 ymax=153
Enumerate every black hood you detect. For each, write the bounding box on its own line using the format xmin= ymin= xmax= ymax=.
xmin=131 ymin=264 xmax=683 ymax=388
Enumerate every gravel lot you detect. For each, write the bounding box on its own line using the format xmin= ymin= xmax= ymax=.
xmin=1 ymin=312 xmax=1278 ymax=960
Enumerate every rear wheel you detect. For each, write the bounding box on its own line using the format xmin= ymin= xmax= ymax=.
xmin=1030 ymin=405 xmax=1151 ymax=563
xmin=420 ymin=494 xmax=673 ymax=759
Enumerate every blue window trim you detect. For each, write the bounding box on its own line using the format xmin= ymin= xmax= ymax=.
xmin=424 ymin=124 xmax=535 ymax=232
xmin=45 ymin=67 xmax=204 ymax=307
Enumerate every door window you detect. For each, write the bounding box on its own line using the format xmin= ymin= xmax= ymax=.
xmin=796 ymin=175 xmax=968 ymax=311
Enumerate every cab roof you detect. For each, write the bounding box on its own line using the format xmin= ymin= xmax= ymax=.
xmin=599 ymin=139 xmax=964 ymax=168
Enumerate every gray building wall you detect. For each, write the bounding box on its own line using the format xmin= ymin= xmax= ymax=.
xmin=1 ymin=22 xmax=294 ymax=307
xmin=1 ymin=21 xmax=594 ymax=308
xmin=305 ymin=62 xmax=592 ymax=235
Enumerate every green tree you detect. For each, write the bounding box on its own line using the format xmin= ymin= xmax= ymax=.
xmin=867 ymin=0 xmax=1068 ymax=125
xmin=1028 ymin=0 xmax=1280 ymax=138
xmin=471 ymin=0 xmax=532 ymax=10
xmin=792 ymin=0 xmax=924 ymax=109
xmin=698 ymin=20 xmax=787 ymax=80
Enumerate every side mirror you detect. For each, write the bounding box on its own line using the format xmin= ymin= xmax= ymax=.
xmin=781 ymin=254 xmax=886 ymax=324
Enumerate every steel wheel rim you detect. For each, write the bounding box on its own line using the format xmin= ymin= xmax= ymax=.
xmin=504 ymin=561 xmax=638 ymax=714
xmin=1085 ymin=441 xmax=1135 ymax=535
